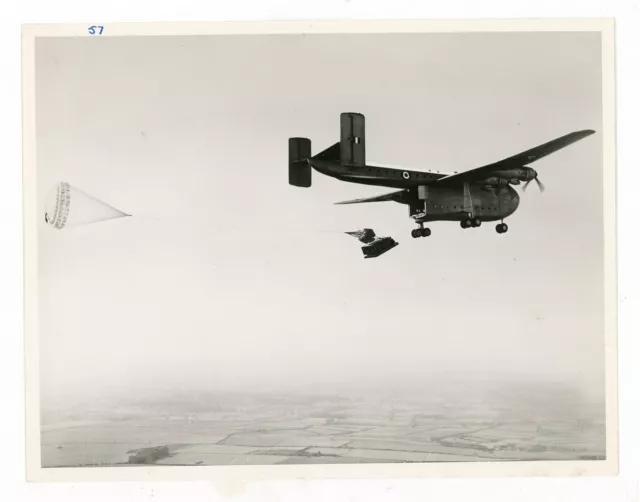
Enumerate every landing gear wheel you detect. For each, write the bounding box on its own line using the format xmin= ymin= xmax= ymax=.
xmin=421 ymin=227 xmax=431 ymax=237
xmin=411 ymin=229 xmax=421 ymax=238
xmin=496 ymin=223 xmax=508 ymax=234
xmin=461 ymin=219 xmax=471 ymax=229
xmin=472 ymin=217 xmax=481 ymax=228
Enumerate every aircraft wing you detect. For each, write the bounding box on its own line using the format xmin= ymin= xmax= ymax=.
xmin=334 ymin=190 xmax=405 ymax=205
xmin=436 ymin=129 xmax=596 ymax=185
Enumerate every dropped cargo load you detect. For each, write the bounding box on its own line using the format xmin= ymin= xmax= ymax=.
xmin=44 ymin=182 xmax=130 ymax=230
xmin=345 ymin=228 xmax=398 ymax=259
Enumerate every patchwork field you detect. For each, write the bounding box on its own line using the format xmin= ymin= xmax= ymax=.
xmin=41 ymin=385 xmax=606 ymax=467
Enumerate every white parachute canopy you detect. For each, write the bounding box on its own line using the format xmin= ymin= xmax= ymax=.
xmin=44 ymin=182 xmax=130 ymax=230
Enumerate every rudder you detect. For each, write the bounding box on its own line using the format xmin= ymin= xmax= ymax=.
xmin=289 ymin=137 xmax=312 ymax=187
xmin=340 ymin=112 xmax=366 ymax=167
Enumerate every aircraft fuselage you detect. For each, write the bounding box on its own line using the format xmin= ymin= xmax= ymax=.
xmin=407 ymin=185 xmax=519 ymax=223
xmin=310 ymin=158 xmax=445 ymax=188
xmin=309 ymin=158 xmax=520 ymax=223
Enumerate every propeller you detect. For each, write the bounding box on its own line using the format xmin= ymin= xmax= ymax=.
xmin=523 ymin=174 xmax=545 ymax=193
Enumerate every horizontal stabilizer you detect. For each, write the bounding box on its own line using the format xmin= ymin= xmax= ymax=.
xmin=313 ymin=142 xmax=341 ymax=162
xmin=335 ymin=190 xmax=405 ymax=205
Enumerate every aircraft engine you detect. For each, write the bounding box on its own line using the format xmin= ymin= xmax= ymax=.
xmin=479 ymin=177 xmax=509 ymax=187
xmin=510 ymin=179 xmax=521 ymax=185
xmin=491 ymin=167 xmax=536 ymax=182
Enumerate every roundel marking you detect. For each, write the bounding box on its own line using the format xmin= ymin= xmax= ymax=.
xmin=402 ymin=171 xmax=410 ymax=180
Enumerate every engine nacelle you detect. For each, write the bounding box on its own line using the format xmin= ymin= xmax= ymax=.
xmin=480 ymin=177 xmax=509 ymax=186
xmin=491 ymin=167 xmax=537 ymax=182
xmin=510 ymin=179 xmax=521 ymax=185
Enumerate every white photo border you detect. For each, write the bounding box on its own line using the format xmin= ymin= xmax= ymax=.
xmin=22 ymin=18 xmax=618 ymax=482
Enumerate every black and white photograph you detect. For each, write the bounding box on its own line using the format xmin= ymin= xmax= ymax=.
xmin=22 ymin=19 xmax=617 ymax=481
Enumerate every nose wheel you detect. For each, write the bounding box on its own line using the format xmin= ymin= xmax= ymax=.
xmin=496 ymin=223 xmax=508 ymax=234
xmin=411 ymin=224 xmax=431 ymax=238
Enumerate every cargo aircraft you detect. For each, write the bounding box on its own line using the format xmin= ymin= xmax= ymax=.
xmin=289 ymin=113 xmax=595 ymax=238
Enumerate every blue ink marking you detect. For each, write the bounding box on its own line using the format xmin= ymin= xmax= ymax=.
xmin=88 ymin=26 xmax=104 ymax=35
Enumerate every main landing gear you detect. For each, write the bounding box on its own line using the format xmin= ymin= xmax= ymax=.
xmin=496 ymin=222 xmax=509 ymax=234
xmin=460 ymin=217 xmax=482 ymax=229
xmin=411 ymin=222 xmax=431 ymax=238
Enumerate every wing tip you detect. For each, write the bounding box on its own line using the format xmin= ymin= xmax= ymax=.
xmin=574 ymin=129 xmax=596 ymax=139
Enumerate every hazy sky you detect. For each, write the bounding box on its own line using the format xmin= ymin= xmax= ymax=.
xmin=35 ymin=32 xmax=604 ymax=407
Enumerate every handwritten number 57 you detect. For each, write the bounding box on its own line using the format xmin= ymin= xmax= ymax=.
xmin=88 ymin=26 xmax=104 ymax=35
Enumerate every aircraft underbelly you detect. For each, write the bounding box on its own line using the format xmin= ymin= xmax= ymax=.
xmin=412 ymin=186 xmax=519 ymax=222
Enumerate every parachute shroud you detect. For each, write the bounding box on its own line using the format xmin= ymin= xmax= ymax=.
xmin=44 ymin=182 xmax=130 ymax=230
